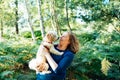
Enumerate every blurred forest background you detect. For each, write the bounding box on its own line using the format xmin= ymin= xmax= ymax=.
xmin=0 ymin=0 xmax=120 ymax=80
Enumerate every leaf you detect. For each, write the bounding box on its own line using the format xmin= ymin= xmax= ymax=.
xmin=0 ymin=71 xmax=14 ymax=79
xmin=101 ymin=58 xmax=112 ymax=76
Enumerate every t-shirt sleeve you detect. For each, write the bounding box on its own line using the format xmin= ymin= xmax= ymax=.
xmin=54 ymin=51 xmax=74 ymax=74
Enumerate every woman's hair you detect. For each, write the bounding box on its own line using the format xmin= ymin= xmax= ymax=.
xmin=67 ymin=32 xmax=80 ymax=53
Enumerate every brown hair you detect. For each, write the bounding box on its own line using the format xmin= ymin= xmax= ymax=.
xmin=67 ymin=32 xmax=80 ymax=53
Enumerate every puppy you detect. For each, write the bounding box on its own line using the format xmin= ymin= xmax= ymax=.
xmin=29 ymin=31 xmax=63 ymax=74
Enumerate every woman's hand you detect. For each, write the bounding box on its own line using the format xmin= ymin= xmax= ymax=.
xmin=36 ymin=62 xmax=49 ymax=71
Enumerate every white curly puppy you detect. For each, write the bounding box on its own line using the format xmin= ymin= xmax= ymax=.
xmin=29 ymin=31 xmax=63 ymax=74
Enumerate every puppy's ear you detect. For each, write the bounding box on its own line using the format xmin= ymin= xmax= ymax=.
xmin=46 ymin=33 xmax=53 ymax=41
xmin=46 ymin=31 xmax=58 ymax=42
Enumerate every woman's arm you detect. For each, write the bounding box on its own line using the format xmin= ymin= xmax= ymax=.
xmin=43 ymin=47 xmax=58 ymax=71
xmin=54 ymin=52 xmax=74 ymax=73
xmin=45 ymin=53 xmax=58 ymax=71
xmin=43 ymin=47 xmax=74 ymax=73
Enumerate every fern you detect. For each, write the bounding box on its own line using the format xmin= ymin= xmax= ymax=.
xmin=101 ymin=58 xmax=112 ymax=76
xmin=0 ymin=71 xmax=14 ymax=79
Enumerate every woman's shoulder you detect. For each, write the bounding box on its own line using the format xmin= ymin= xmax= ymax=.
xmin=64 ymin=50 xmax=74 ymax=56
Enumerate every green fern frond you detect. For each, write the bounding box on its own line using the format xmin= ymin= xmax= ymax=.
xmin=101 ymin=58 xmax=112 ymax=76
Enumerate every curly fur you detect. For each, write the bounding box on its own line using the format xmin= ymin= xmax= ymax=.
xmin=28 ymin=31 xmax=63 ymax=74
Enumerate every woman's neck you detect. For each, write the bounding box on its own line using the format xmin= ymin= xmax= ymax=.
xmin=57 ymin=44 xmax=67 ymax=51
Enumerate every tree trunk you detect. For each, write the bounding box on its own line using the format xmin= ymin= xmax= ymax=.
xmin=50 ymin=0 xmax=61 ymax=36
xmin=25 ymin=0 xmax=36 ymax=42
xmin=0 ymin=19 xmax=3 ymax=37
xmin=65 ymin=0 xmax=72 ymax=32
xmin=0 ymin=19 xmax=3 ymax=42
xmin=49 ymin=1 xmax=56 ymax=31
xmin=15 ymin=0 xmax=19 ymax=34
xmin=37 ymin=0 xmax=45 ymax=38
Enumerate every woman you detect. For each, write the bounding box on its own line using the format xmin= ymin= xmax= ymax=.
xmin=37 ymin=31 xmax=79 ymax=80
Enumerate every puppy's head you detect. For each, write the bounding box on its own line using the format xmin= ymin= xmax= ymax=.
xmin=44 ymin=31 xmax=58 ymax=43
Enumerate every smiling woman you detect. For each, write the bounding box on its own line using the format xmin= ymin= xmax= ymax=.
xmin=36 ymin=31 xmax=80 ymax=80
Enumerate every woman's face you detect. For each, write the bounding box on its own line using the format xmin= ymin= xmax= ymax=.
xmin=59 ymin=32 xmax=70 ymax=46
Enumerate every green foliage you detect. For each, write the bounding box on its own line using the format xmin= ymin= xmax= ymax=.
xmin=0 ymin=71 xmax=14 ymax=80
xmin=34 ymin=30 xmax=42 ymax=40
xmin=78 ymin=32 xmax=98 ymax=45
xmin=0 ymin=43 xmax=15 ymax=55
xmin=22 ymin=31 xmax=31 ymax=38
xmin=16 ymin=73 xmax=36 ymax=80
xmin=101 ymin=58 xmax=112 ymax=76
xmin=1 ymin=0 xmax=120 ymax=80
xmin=68 ymin=29 xmax=120 ymax=80
xmin=2 ymin=34 xmax=11 ymax=39
xmin=22 ymin=30 xmax=42 ymax=40
xmin=0 ymin=41 xmax=38 ymax=80
xmin=73 ymin=0 xmax=120 ymax=22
